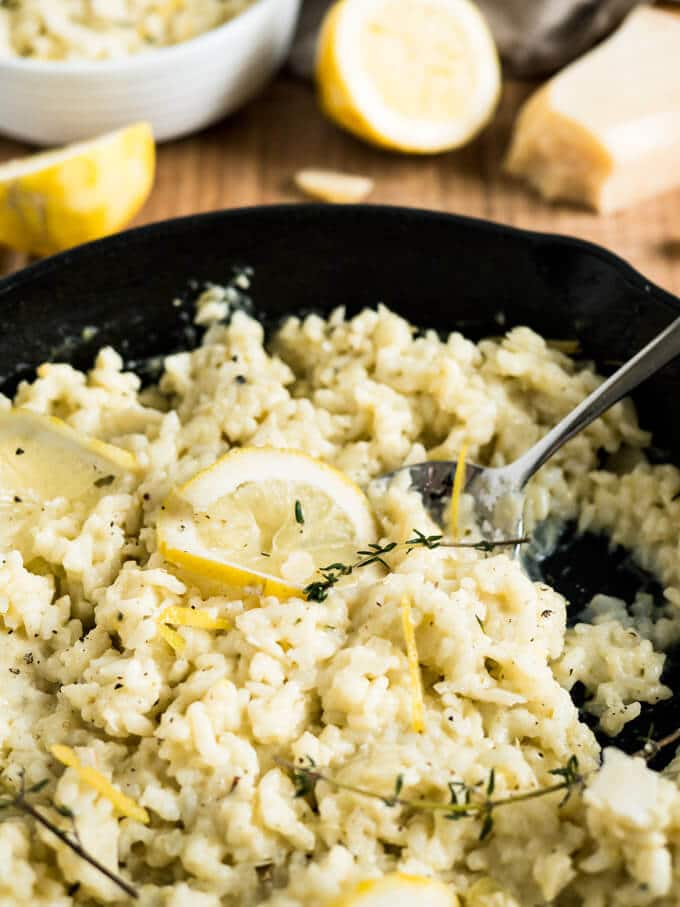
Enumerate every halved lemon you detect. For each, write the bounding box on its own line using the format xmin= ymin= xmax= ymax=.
xmin=335 ymin=873 xmax=458 ymax=907
xmin=156 ymin=447 xmax=376 ymax=600
xmin=0 ymin=408 xmax=138 ymax=550
xmin=0 ymin=122 xmax=155 ymax=256
xmin=316 ymin=0 xmax=501 ymax=154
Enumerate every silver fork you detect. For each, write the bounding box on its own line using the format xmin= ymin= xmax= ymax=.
xmin=379 ymin=317 xmax=680 ymax=545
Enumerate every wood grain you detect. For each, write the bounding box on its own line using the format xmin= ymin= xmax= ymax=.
xmin=1 ymin=76 xmax=679 ymax=296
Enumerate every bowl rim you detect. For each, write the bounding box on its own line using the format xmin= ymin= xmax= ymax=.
xmin=0 ymin=0 xmax=295 ymax=75
xmin=1 ymin=204 xmax=678 ymax=317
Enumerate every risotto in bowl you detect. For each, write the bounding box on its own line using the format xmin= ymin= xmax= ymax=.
xmin=0 ymin=0 xmax=301 ymax=143
xmin=0 ymin=205 xmax=679 ymax=907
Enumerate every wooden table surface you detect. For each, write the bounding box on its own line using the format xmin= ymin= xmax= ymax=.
xmin=2 ymin=75 xmax=680 ymax=297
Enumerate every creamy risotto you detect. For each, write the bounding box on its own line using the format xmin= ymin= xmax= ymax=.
xmin=0 ymin=1 xmax=255 ymax=61
xmin=1 ymin=288 xmax=680 ymax=907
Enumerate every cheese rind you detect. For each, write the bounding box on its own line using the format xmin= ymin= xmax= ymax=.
xmin=505 ymin=7 xmax=680 ymax=213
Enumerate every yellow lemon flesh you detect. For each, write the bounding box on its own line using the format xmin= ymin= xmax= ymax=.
xmin=0 ymin=408 xmax=138 ymax=552
xmin=316 ymin=0 xmax=501 ymax=154
xmin=157 ymin=447 xmax=376 ymax=600
xmin=335 ymin=873 xmax=458 ymax=907
xmin=0 ymin=122 xmax=155 ymax=256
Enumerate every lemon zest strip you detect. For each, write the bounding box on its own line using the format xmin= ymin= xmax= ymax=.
xmin=156 ymin=605 xmax=230 ymax=652
xmin=450 ymin=442 xmax=469 ymax=541
xmin=157 ymin=623 xmax=186 ymax=654
xmin=50 ymin=744 xmax=149 ymax=824
xmin=401 ymin=598 xmax=425 ymax=734
xmin=159 ymin=606 xmax=230 ymax=631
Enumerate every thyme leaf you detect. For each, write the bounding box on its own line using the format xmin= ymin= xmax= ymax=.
xmin=405 ymin=529 xmax=443 ymax=550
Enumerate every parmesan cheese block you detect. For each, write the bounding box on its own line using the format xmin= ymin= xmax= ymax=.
xmin=505 ymin=6 xmax=680 ymax=213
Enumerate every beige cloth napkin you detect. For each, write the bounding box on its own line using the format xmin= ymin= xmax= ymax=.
xmin=289 ymin=0 xmax=645 ymax=78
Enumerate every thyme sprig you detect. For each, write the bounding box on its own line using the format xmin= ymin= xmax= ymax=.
xmin=304 ymin=529 xmax=530 ymax=602
xmin=276 ymin=755 xmax=582 ymax=841
xmin=635 ymin=726 xmax=680 ymax=762
xmin=280 ymin=725 xmax=680 ymax=845
xmin=0 ymin=771 xmax=138 ymax=899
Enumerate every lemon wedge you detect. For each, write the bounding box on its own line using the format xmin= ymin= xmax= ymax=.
xmin=335 ymin=873 xmax=458 ymax=907
xmin=157 ymin=447 xmax=376 ymax=600
xmin=0 ymin=122 xmax=155 ymax=256
xmin=0 ymin=408 xmax=138 ymax=551
xmin=316 ymin=0 xmax=501 ymax=154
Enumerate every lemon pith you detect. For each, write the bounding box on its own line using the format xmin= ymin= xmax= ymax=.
xmin=157 ymin=447 xmax=376 ymax=600
xmin=0 ymin=122 xmax=155 ymax=256
xmin=316 ymin=0 xmax=501 ymax=154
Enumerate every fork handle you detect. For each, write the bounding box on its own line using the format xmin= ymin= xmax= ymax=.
xmin=510 ymin=316 xmax=680 ymax=488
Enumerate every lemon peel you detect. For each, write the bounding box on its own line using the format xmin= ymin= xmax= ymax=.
xmin=157 ymin=623 xmax=187 ymax=654
xmin=401 ymin=598 xmax=425 ymax=734
xmin=156 ymin=606 xmax=230 ymax=653
xmin=50 ymin=744 xmax=149 ymax=824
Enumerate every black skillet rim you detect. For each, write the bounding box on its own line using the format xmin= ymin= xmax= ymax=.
xmin=1 ymin=203 xmax=679 ymax=315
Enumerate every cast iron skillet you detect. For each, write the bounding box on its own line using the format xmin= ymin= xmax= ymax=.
xmin=1 ymin=204 xmax=679 ymax=760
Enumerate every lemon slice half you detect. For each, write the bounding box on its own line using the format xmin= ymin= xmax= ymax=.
xmin=316 ymin=0 xmax=501 ymax=154
xmin=0 ymin=408 xmax=138 ymax=551
xmin=0 ymin=122 xmax=155 ymax=256
xmin=335 ymin=873 xmax=458 ymax=907
xmin=157 ymin=447 xmax=376 ymax=600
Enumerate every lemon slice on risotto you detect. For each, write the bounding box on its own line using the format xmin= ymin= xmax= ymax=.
xmin=0 ymin=408 xmax=138 ymax=550
xmin=335 ymin=873 xmax=458 ymax=907
xmin=156 ymin=447 xmax=376 ymax=600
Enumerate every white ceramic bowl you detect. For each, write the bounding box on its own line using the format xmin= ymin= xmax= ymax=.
xmin=0 ymin=0 xmax=301 ymax=145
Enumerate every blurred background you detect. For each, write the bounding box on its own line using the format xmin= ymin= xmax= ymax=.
xmin=0 ymin=0 xmax=678 ymax=296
